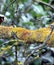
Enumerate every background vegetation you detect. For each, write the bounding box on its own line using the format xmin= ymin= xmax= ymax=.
xmin=0 ymin=0 xmax=54 ymax=65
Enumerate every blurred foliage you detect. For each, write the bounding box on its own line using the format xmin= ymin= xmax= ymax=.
xmin=2 ymin=0 xmax=54 ymax=28
xmin=0 ymin=0 xmax=54 ymax=65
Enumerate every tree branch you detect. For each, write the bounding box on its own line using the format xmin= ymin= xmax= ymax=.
xmin=34 ymin=0 xmax=54 ymax=10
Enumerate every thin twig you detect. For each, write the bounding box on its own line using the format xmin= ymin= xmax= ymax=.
xmin=34 ymin=0 xmax=54 ymax=10
xmin=15 ymin=45 xmax=18 ymax=65
xmin=42 ymin=25 xmax=54 ymax=45
xmin=4 ymin=0 xmax=16 ymax=13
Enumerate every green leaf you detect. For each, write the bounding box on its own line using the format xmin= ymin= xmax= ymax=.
xmin=30 ymin=10 xmax=37 ymax=17
xmin=0 ymin=40 xmax=3 ymax=44
xmin=18 ymin=0 xmax=27 ymax=3
xmin=42 ymin=0 xmax=49 ymax=3
xmin=23 ymin=22 xmax=33 ymax=26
